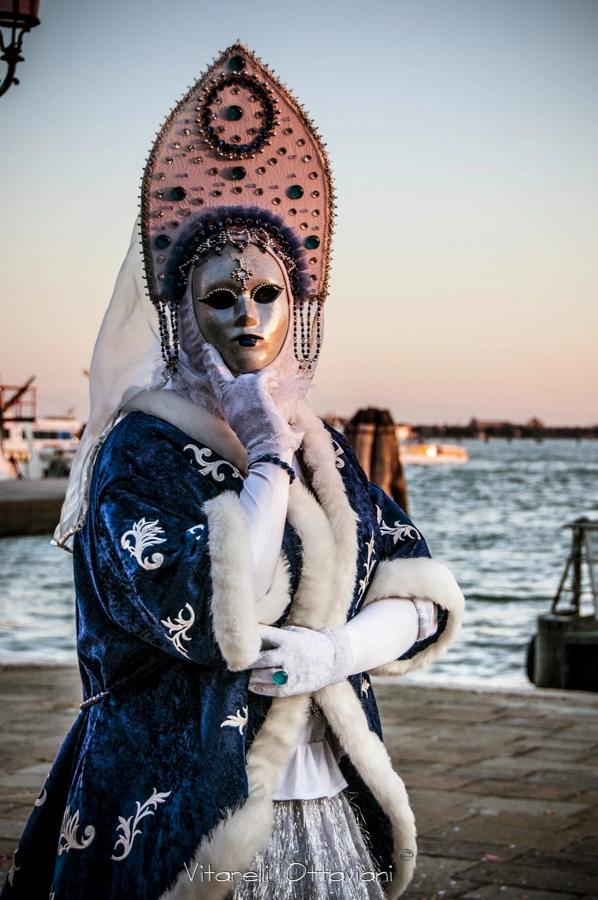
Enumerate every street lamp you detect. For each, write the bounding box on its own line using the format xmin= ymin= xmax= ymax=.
xmin=0 ymin=0 xmax=40 ymax=98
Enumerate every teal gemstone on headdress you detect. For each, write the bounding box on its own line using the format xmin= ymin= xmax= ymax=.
xmin=226 ymin=105 xmax=243 ymax=121
xmin=272 ymin=670 xmax=289 ymax=685
xmin=170 ymin=187 xmax=186 ymax=201
xmin=288 ymin=185 xmax=303 ymax=200
xmin=229 ymin=56 xmax=245 ymax=72
xmin=155 ymin=234 xmax=171 ymax=249
xmin=305 ymin=235 xmax=320 ymax=249
xmin=231 ymin=166 xmax=246 ymax=181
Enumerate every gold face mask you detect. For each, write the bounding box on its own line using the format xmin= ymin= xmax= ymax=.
xmin=192 ymin=243 xmax=290 ymax=374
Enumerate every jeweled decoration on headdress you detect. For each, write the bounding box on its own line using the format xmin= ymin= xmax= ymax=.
xmin=140 ymin=42 xmax=334 ymax=373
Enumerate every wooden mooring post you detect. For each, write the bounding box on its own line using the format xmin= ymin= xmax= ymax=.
xmin=344 ymin=408 xmax=409 ymax=514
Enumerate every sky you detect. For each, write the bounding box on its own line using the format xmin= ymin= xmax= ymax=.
xmin=1 ymin=0 xmax=597 ymax=425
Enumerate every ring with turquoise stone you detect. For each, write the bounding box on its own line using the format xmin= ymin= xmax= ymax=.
xmin=272 ymin=669 xmax=289 ymax=685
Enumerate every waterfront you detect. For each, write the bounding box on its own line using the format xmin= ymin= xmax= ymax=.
xmin=0 ymin=439 xmax=597 ymax=686
xmin=406 ymin=438 xmax=598 ymax=688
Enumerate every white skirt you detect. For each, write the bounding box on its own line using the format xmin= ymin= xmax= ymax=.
xmin=231 ymin=793 xmax=388 ymax=900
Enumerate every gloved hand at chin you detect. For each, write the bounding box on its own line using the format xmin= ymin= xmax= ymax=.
xmin=202 ymin=344 xmax=303 ymax=464
xmin=247 ymin=624 xmax=354 ymax=697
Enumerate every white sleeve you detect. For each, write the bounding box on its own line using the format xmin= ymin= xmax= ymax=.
xmin=341 ymin=598 xmax=421 ymax=674
xmin=238 ymin=449 xmax=292 ymax=601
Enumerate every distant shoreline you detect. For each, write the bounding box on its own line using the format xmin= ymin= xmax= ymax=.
xmin=408 ymin=425 xmax=598 ymax=441
xmin=327 ymin=415 xmax=598 ymax=441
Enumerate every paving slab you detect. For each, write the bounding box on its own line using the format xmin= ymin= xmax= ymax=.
xmin=399 ymin=855 xmax=478 ymax=898
xmin=417 ymin=837 xmax=523 ymax=862
xmin=402 ymin=771 xmax=476 ymax=791
xmin=517 ymin=850 xmax=598 ymax=877
xmin=0 ymin=818 xmax=27 ymax=841
xmin=463 ymin=779 xmax=580 ymax=802
xmin=429 ymin=820 xmax=576 ymax=852
xmin=462 ymin=861 xmax=598 ymax=894
xmin=526 ymin=772 xmax=598 ymax=792
xmin=521 ymin=748 xmax=598 ymax=763
xmin=555 ymin=821 xmax=598 ymax=842
xmin=463 ymin=886 xmax=578 ymax=900
xmin=567 ymin=837 xmax=598 ymax=857
xmin=462 ymin=796 xmax=590 ymax=818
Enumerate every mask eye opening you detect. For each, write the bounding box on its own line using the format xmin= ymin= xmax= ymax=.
xmin=251 ymin=283 xmax=283 ymax=304
xmin=197 ymin=288 xmax=238 ymax=310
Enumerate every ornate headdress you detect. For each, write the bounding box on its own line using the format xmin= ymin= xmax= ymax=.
xmin=140 ymin=41 xmax=334 ymax=373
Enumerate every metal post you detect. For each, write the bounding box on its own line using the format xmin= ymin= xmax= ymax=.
xmin=585 ymin=528 xmax=598 ymax=617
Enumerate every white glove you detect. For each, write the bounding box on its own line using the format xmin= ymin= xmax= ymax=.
xmin=247 ymin=599 xmax=421 ymax=697
xmin=248 ymin=624 xmax=354 ymax=697
xmin=202 ymin=344 xmax=302 ymax=464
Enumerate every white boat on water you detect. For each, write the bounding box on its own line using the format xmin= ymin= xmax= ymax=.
xmin=1 ymin=416 xmax=82 ymax=479
xmin=399 ymin=442 xmax=469 ymax=466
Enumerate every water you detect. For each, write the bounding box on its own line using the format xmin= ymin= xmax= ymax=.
xmin=0 ymin=535 xmax=77 ymax=665
xmin=404 ymin=439 xmax=598 ymax=688
xmin=1 ymin=440 xmax=597 ymax=686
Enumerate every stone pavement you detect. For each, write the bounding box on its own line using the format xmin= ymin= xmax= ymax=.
xmin=1 ymin=667 xmax=597 ymax=898
xmin=374 ymin=678 xmax=598 ymax=900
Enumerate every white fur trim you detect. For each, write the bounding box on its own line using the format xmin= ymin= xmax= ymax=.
xmin=317 ymin=681 xmax=416 ymax=898
xmin=285 ymin=479 xmax=338 ymax=630
xmin=362 ymin=557 xmax=464 ymax=677
xmin=294 ymin=406 xmax=359 ymax=626
xmin=203 ymin=492 xmax=260 ymax=671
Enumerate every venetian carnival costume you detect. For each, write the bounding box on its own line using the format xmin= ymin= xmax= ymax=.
xmin=1 ymin=44 xmax=464 ymax=900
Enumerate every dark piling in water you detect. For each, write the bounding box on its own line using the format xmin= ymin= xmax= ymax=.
xmin=344 ymin=407 xmax=409 ymax=514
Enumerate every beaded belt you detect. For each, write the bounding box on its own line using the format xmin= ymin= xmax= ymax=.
xmin=79 ymin=690 xmax=111 ymax=710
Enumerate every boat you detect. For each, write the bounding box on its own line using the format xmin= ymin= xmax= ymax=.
xmin=399 ymin=442 xmax=469 ymax=466
xmin=2 ymin=416 xmax=82 ymax=462
xmin=1 ymin=417 xmax=82 ymax=479
xmin=1 ymin=380 xmax=82 ymax=479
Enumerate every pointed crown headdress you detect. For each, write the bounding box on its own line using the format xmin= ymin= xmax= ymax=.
xmin=141 ymin=42 xmax=334 ymax=374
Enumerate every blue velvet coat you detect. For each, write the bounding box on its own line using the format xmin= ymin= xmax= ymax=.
xmin=1 ymin=412 xmax=444 ymax=900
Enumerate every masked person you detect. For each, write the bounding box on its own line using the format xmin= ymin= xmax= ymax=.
xmin=1 ymin=44 xmax=464 ymax=900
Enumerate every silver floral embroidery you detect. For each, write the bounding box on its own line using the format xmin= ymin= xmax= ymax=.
xmin=358 ymin=533 xmax=376 ymax=601
xmin=34 ymin=780 xmax=48 ymax=807
xmin=7 ymin=845 xmax=19 ymax=886
xmin=121 ymin=518 xmax=166 ymax=570
xmin=57 ymin=806 xmax=95 ymax=855
xmin=184 ymin=444 xmax=242 ymax=482
xmin=376 ymin=505 xmax=421 ymax=544
xmin=221 ymin=706 xmax=248 ymax=734
xmin=331 ymin=439 xmax=345 ymax=469
xmin=112 ymin=788 xmax=171 ymax=861
xmin=187 ymin=523 xmax=205 ymax=540
xmin=160 ymin=603 xmax=195 ymax=657
xmin=361 ymin=677 xmax=371 ymax=697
